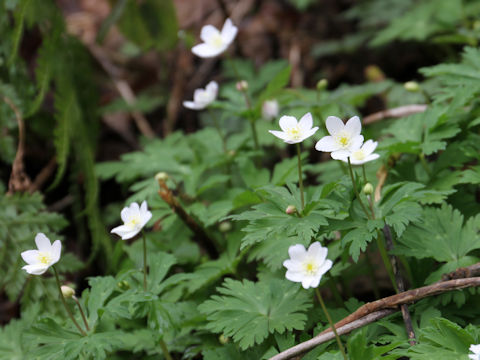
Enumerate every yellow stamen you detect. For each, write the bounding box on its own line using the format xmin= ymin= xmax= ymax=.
xmin=38 ymin=252 xmax=52 ymax=265
xmin=287 ymin=127 xmax=301 ymax=139
xmin=339 ymin=137 xmax=348 ymax=146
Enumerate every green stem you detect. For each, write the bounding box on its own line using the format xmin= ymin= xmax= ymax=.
xmin=347 ymin=159 xmax=370 ymax=219
xmin=73 ymin=296 xmax=90 ymax=331
xmin=250 ymin=120 xmax=260 ymax=150
xmin=142 ymin=231 xmax=147 ymax=291
xmin=375 ymin=233 xmax=399 ymax=293
xmin=296 ymin=143 xmax=305 ymax=211
xmin=52 ymin=266 xmax=87 ymax=336
xmin=419 ymin=153 xmax=432 ymax=177
xmin=208 ymin=108 xmax=227 ymax=152
xmin=159 ymin=338 xmax=173 ymax=360
xmin=362 ymin=165 xmax=368 ymax=185
xmin=364 ymin=250 xmax=381 ymax=299
xmin=315 ymin=288 xmax=348 ymax=360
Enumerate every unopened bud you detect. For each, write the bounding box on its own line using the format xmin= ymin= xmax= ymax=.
xmin=262 ymin=99 xmax=279 ymax=120
xmin=286 ymin=205 xmax=297 ymax=215
xmin=316 ymin=79 xmax=328 ymax=91
xmin=61 ymin=285 xmax=75 ymax=298
xmin=117 ymin=280 xmax=130 ymax=290
xmin=404 ymin=81 xmax=420 ymax=92
xmin=363 ymin=183 xmax=374 ymax=195
xmin=219 ymin=221 xmax=232 ymax=233
xmin=236 ymin=80 xmax=248 ymax=91
xmin=365 ymin=65 xmax=385 ymax=82
xmin=155 ymin=172 xmax=169 ymax=182
xmin=219 ymin=334 xmax=229 ymax=344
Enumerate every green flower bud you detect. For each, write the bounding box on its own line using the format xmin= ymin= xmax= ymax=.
xmin=286 ymin=205 xmax=297 ymax=215
xmin=363 ymin=183 xmax=374 ymax=195
xmin=61 ymin=285 xmax=75 ymax=298
xmin=155 ymin=172 xmax=169 ymax=182
xmin=404 ymin=81 xmax=420 ymax=92
xmin=219 ymin=221 xmax=232 ymax=233
xmin=117 ymin=280 xmax=130 ymax=290
xmin=316 ymin=79 xmax=328 ymax=91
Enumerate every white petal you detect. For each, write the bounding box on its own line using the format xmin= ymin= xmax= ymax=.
xmin=35 ymin=233 xmax=51 ymax=251
xmin=301 ymin=277 xmax=314 ymax=289
xmin=22 ymin=263 xmax=49 ymax=275
xmin=469 ymin=344 xmax=480 ymax=353
xmin=120 ymin=206 xmax=131 ymax=223
xmin=130 ymin=202 xmax=140 ymax=213
xmin=361 ymin=140 xmax=378 ymax=155
xmin=308 ymin=242 xmax=327 ymax=264
xmin=348 ymin=135 xmax=364 ymax=152
xmin=51 ymin=240 xmax=62 ymax=264
xmin=285 ymin=270 xmax=304 ymax=283
xmin=221 ymin=18 xmax=238 ymax=45
xmin=21 ymin=250 xmax=40 ymax=265
xmin=192 ymin=43 xmax=224 ymax=58
xmin=111 ymin=225 xmax=138 ymax=240
xmin=200 ymin=24 xmax=220 ymax=43
xmin=183 ymin=100 xmax=205 ymax=110
xmin=325 ymin=116 xmax=344 ymax=135
xmin=283 ymin=259 xmax=303 ymax=272
xmin=140 ymin=211 xmax=152 ymax=228
xmin=303 ymin=127 xmax=319 ymax=140
xmin=298 ymin=113 xmax=313 ymax=131
xmin=269 ymin=130 xmax=289 ymax=141
xmin=317 ymin=259 xmax=333 ymax=276
xmin=309 ymin=275 xmax=321 ymax=289
xmin=205 ymin=81 xmax=218 ymax=96
xmin=315 ymin=136 xmax=340 ymax=152
xmin=351 ymin=153 xmax=380 ymax=165
xmin=468 ymin=355 xmax=477 ymax=360
xmin=288 ymin=244 xmax=306 ymax=261
xmin=140 ymin=201 xmax=148 ymax=213
xmin=331 ymin=149 xmax=353 ymax=160
xmin=344 ymin=116 xmax=362 ymax=136
xmin=279 ymin=116 xmax=298 ymax=132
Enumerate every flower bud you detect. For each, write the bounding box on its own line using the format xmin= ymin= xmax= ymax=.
xmin=155 ymin=172 xmax=169 ymax=182
xmin=236 ymin=80 xmax=248 ymax=91
xmin=286 ymin=205 xmax=297 ymax=215
xmin=219 ymin=334 xmax=229 ymax=344
xmin=365 ymin=65 xmax=385 ymax=82
xmin=117 ymin=280 xmax=130 ymax=290
xmin=316 ymin=79 xmax=328 ymax=91
xmin=363 ymin=183 xmax=374 ymax=195
xmin=404 ymin=81 xmax=420 ymax=92
xmin=61 ymin=285 xmax=75 ymax=298
xmin=262 ymin=99 xmax=279 ymax=121
xmin=219 ymin=221 xmax=232 ymax=233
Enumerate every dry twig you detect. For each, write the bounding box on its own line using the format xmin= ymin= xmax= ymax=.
xmin=363 ymin=104 xmax=427 ymax=125
xmin=269 ymin=275 xmax=480 ymax=360
xmin=157 ymin=178 xmax=219 ymax=259
xmin=3 ymin=95 xmax=32 ymax=194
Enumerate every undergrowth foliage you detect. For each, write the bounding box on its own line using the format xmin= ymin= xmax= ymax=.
xmin=1 ymin=0 xmax=480 ymax=359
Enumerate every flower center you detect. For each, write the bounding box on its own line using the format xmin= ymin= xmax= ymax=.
xmin=127 ymin=216 xmax=141 ymax=229
xmin=351 ymin=149 xmax=365 ymax=160
xmin=37 ymin=251 xmax=52 ymax=265
xmin=303 ymin=261 xmax=318 ymax=275
xmin=210 ymin=34 xmax=224 ymax=48
xmin=287 ymin=126 xmax=301 ymax=140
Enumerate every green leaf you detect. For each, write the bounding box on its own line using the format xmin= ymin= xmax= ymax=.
xmin=199 ymin=278 xmax=311 ymax=350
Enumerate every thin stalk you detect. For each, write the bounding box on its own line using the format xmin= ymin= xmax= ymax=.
xmin=296 ymin=143 xmax=305 ymax=210
xmin=315 ymin=288 xmax=348 ymax=360
xmin=159 ymin=338 xmax=173 ymax=360
xmin=250 ymin=120 xmax=260 ymax=150
xmin=418 ymin=153 xmax=432 ymax=177
xmin=361 ymin=165 xmax=368 ymax=184
xmin=364 ymin=250 xmax=381 ymax=299
xmin=347 ymin=159 xmax=370 ymax=219
xmin=208 ymin=108 xmax=227 ymax=152
xmin=142 ymin=230 xmax=147 ymax=291
xmin=52 ymin=266 xmax=87 ymax=336
xmin=73 ymin=296 xmax=90 ymax=331
xmin=375 ymin=233 xmax=399 ymax=293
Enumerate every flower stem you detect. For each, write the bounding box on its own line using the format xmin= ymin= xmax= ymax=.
xmin=296 ymin=143 xmax=305 ymax=211
xmin=159 ymin=338 xmax=173 ymax=360
xmin=142 ymin=231 xmax=148 ymax=291
xmin=315 ymin=288 xmax=347 ymax=360
xmin=347 ymin=159 xmax=370 ymax=219
xmin=208 ymin=108 xmax=227 ymax=152
xmin=361 ymin=164 xmax=368 ymax=184
xmin=52 ymin=266 xmax=87 ymax=336
xmin=73 ymin=296 xmax=90 ymax=331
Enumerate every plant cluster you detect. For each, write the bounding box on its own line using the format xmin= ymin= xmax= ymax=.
xmin=1 ymin=1 xmax=480 ymax=359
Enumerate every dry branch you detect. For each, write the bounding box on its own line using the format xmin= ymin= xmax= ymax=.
xmin=363 ymin=104 xmax=427 ymax=125
xmin=269 ymin=276 xmax=480 ymax=360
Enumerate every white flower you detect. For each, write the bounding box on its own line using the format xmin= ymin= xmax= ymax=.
xmin=340 ymin=139 xmax=380 ymax=165
xmin=269 ymin=113 xmax=319 ymax=144
xmin=283 ymin=242 xmax=333 ymax=289
xmin=111 ymin=201 xmax=152 ymax=240
xmin=315 ymin=115 xmax=364 ymax=159
xmin=191 ymin=18 xmax=238 ymax=58
xmin=262 ymin=99 xmax=279 ymax=120
xmin=21 ymin=233 xmax=61 ymax=275
xmin=469 ymin=344 xmax=480 ymax=360
xmin=183 ymin=81 xmax=218 ymax=110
